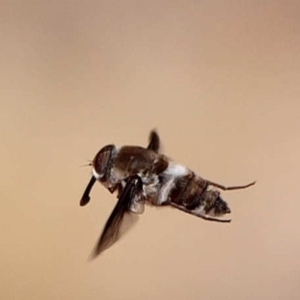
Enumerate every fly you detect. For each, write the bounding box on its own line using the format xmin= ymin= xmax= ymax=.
xmin=80 ymin=130 xmax=255 ymax=258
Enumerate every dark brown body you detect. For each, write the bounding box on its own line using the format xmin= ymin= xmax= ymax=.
xmin=80 ymin=130 xmax=255 ymax=258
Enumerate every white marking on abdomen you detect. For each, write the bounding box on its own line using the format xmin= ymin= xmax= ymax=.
xmin=163 ymin=162 xmax=189 ymax=177
xmin=156 ymin=162 xmax=189 ymax=205
xmin=157 ymin=178 xmax=175 ymax=205
xmin=193 ymin=205 xmax=205 ymax=217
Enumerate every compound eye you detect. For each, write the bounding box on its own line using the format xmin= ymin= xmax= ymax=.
xmin=93 ymin=145 xmax=115 ymax=179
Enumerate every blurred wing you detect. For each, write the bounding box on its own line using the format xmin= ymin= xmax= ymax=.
xmin=90 ymin=176 xmax=142 ymax=259
xmin=147 ymin=129 xmax=160 ymax=153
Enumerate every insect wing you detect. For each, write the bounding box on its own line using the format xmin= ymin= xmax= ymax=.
xmin=147 ymin=130 xmax=160 ymax=153
xmin=90 ymin=176 xmax=142 ymax=258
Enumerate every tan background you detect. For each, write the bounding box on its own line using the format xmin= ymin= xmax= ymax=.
xmin=1 ymin=1 xmax=300 ymax=299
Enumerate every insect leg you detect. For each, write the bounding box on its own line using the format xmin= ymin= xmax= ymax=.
xmin=170 ymin=202 xmax=231 ymax=223
xmin=206 ymin=180 xmax=256 ymax=191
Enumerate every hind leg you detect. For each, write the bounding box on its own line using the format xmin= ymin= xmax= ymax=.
xmin=206 ymin=180 xmax=256 ymax=191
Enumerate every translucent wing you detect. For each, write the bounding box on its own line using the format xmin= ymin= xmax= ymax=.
xmin=90 ymin=176 xmax=142 ymax=259
xmin=147 ymin=130 xmax=160 ymax=153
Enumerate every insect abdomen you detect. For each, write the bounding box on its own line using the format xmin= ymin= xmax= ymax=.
xmin=166 ymin=173 xmax=230 ymax=219
xmin=168 ymin=173 xmax=207 ymax=206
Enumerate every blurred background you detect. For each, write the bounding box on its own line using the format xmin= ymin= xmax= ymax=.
xmin=1 ymin=1 xmax=300 ymax=299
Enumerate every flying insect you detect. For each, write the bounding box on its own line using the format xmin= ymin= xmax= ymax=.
xmin=80 ymin=130 xmax=255 ymax=258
